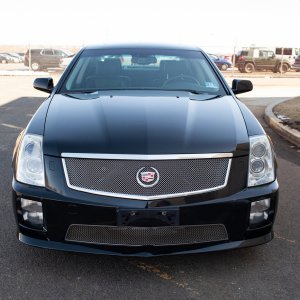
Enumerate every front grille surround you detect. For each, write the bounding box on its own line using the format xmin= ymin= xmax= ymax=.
xmin=65 ymin=224 xmax=229 ymax=246
xmin=62 ymin=153 xmax=232 ymax=200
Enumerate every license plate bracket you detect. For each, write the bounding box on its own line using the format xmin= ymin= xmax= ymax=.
xmin=117 ymin=208 xmax=179 ymax=226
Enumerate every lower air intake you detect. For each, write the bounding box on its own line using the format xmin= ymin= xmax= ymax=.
xmin=65 ymin=224 xmax=228 ymax=246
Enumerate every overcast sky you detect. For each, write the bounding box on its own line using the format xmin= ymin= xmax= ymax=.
xmin=2 ymin=0 xmax=299 ymax=52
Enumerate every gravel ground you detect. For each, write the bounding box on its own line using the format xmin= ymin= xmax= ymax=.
xmin=273 ymin=97 xmax=300 ymax=131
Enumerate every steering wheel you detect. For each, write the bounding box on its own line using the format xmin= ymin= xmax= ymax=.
xmin=162 ymin=74 xmax=201 ymax=87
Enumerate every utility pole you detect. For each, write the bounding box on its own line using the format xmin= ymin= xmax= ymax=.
xmin=280 ymin=47 xmax=284 ymax=76
xmin=29 ymin=42 xmax=31 ymax=71
xmin=232 ymin=45 xmax=236 ymax=77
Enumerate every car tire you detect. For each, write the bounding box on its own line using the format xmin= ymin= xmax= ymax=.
xmin=31 ymin=62 xmax=40 ymax=71
xmin=244 ymin=63 xmax=255 ymax=73
xmin=220 ymin=64 xmax=228 ymax=71
xmin=278 ymin=63 xmax=289 ymax=73
xmin=1 ymin=59 xmax=7 ymax=64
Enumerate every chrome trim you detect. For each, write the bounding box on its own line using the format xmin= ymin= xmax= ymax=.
xmin=62 ymin=156 xmax=232 ymax=200
xmin=61 ymin=152 xmax=233 ymax=160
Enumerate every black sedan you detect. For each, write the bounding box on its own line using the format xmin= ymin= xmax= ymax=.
xmin=12 ymin=44 xmax=278 ymax=256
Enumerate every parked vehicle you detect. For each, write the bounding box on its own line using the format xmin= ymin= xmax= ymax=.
xmin=0 ymin=53 xmax=20 ymax=63
xmin=0 ymin=54 xmax=8 ymax=64
xmin=24 ymin=48 xmax=74 ymax=71
xmin=12 ymin=44 xmax=278 ymax=256
xmin=59 ymin=56 xmax=72 ymax=68
xmin=232 ymin=50 xmax=249 ymax=64
xmin=10 ymin=52 xmax=24 ymax=62
xmin=17 ymin=52 xmax=25 ymax=61
xmin=234 ymin=47 xmax=300 ymax=66
xmin=292 ymin=55 xmax=300 ymax=72
xmin=54 ymin=49 xmax=74 ymax=58
xmin=0 ymin=53 xmax=14 ymax=63
xmin=209 ymin=54 xmax=232 ymax=71
xmin=236 ymin=48 xmax=291 ymax=73
xmin=59 ymin=53 xmax=75 ymax=68
xmin=274 ymin=47 xmax=300 ymax=64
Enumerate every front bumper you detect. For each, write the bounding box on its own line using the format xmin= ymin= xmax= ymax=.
xmin=19 ymin=232 xmax=273 ymax=257
xmin=13 ymin=179 xmax=279 ymax=256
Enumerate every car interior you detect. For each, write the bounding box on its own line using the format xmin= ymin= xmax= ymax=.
xmin=64 ymin=54 xmax=221 ymax=93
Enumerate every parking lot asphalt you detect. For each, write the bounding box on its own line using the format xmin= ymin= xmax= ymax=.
xmin=0 ymin=76 xmax=299 ymax=299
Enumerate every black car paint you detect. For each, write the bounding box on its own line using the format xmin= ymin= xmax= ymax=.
xmin=42 ymin=94 xmax=249 ymax=157
xmin=13 ymin=176 xmax=278 ymax=256
xmin=12 ymin=45 xmax=278 ymax=256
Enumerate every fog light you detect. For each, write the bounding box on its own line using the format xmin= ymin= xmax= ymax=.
xmin=21 ymin=198 xmax=43 ymax=226
xmin=250 ymin=199 xmax=270 ymax=225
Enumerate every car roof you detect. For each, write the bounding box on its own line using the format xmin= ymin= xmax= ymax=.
xmin=84 ymin=43 xmax=202 ymax=51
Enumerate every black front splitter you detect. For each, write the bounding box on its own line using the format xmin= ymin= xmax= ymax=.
xmin=19 ymin=232 xmax=273 ymax=257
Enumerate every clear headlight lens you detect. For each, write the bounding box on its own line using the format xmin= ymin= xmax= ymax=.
xmin=248 ymin=135 xmax=275 ymax=187
xmin=16 ymin=134 xmax=45 ymax=187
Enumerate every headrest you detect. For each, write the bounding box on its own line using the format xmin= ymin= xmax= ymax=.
xmin=102 ymin=58 xmax=122 ymax=74
xmin=161 ymin=60 xmax=188 ymax=77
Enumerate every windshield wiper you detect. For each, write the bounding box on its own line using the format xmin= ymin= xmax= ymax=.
xmin=164 ymin=89 xmax=222 ymax=99
xmin=62 ymin=91 xmax=101 ymax=100
xmin=62 ymin=90 xmax=100 ymax=94
xmin=183 ymin=90 xmax=204 ymax=94
xmin=188 ymin=94 xmax=222 ymax=101
xmin=162 ymin=89 xmax=204 ymax=94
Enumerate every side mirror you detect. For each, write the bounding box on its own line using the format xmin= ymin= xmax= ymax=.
xmin=33 ymin=77 xmax=54 ymax=93
xmin=232 ymin=79 xmax=253 ymax=95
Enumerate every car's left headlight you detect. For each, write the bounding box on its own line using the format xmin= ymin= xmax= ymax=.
xmin=16 ymin=134 xmax=45 ymax=187
xmin=248 ymin=135 xmax=275 ymax=187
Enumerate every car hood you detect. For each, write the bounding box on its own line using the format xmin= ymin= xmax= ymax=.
xmin=43 ymin=92 xmax=249 ymax=157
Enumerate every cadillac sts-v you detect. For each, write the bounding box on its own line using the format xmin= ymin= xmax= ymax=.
xmin=12 ymin=44 xmax=278 ymax=256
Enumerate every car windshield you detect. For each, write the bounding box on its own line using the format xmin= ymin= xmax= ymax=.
xmin=60 ymin=48 xmax=226 ymax=95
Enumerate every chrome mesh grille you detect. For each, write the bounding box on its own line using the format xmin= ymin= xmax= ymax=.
xmin=65 ymin=224 xmax=228 ymax=246
xmin=62 ymin=156 xmax=231 ymax=200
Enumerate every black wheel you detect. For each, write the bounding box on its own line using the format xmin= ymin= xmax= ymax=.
xmin=244 ymin=62 xmax=255 ymax=73
xmin=278 ymin=63 xmax=289 ymax=73
xmin=31 ymin=62 xmax=40 ymax=71
xmin=220 ymin=64 xmax=228 ymax=71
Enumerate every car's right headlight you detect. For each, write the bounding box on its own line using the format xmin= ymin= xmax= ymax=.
xmin=16 ymin=134 xmax=45 ymax=187
xmin=248 ymin=135 xmax=275 ymax=187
